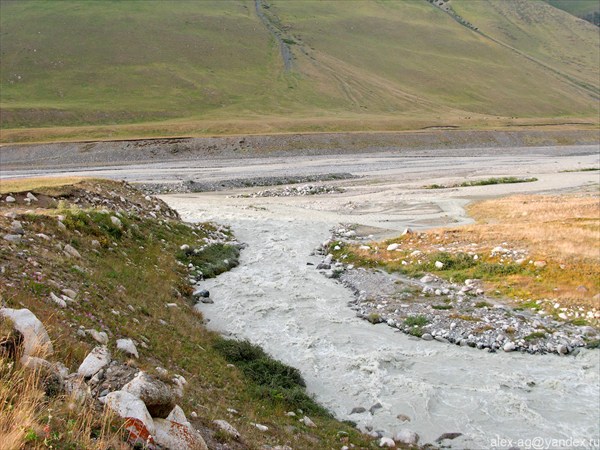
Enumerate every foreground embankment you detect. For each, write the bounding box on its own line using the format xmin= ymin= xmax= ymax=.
xmin=0 ymin=179 xmax=376 ymax=449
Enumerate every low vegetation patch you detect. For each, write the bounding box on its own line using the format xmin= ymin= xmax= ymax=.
xmin=213 ymin=338 xmax=329 ymax=416
xmin=559 ymin=167 xmax=599 ymax=173
xmin=177 ymin=243 xmax=240 ymax=279
xmin=425 ymin=177 xmax=537 ymax=189
xmin=431 ymin=304 xmax=453 ymax=310
xmin=405 ymin=315 xmax=429 ymax=327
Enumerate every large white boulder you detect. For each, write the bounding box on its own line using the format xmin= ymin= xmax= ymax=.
xmin=0 ymin=308 xmax=53 ymax=357
xmin=122 ymin=371 xmax=177 ymax=417
xmin=167 ymin=405 xmax=191 ymax=428
xmin=105 ymin=391 xmax=156 ymax=446
xmin=116 ymin=338 xmax=139 ymax=358
xmin=77 ymin=346 xmax=110 ymax=378
xmin=154 ymin=418 xmax=208 ymax=450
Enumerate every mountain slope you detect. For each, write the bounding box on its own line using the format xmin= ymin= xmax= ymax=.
xmin=543 ymin=0 xmax=599 ymax=19
xmin=0 ymin=0 xmax=598 ymax=141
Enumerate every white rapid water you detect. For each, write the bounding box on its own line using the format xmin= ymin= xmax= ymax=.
xmin=165 ymin=193 xmax=600 ymax=449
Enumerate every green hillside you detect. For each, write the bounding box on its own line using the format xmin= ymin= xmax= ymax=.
xmin=543 ymin=0 xmax=599 ymax=18
xmin=0 ymin=0 xmax=598 ymax=142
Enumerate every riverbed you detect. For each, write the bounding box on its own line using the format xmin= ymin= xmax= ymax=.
xmin=161 ymin=146 xmax=600 ymax=448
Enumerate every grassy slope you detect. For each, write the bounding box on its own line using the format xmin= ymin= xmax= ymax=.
xmin=0 ymin=179 xmax=373 ymax=449
xmin=543 ymin=0 xmax=599 ymax=17
xmin=0 ymin=0 xmax=598 ymax=142
xmin=452 ymin=0 xmax=600 ymax=94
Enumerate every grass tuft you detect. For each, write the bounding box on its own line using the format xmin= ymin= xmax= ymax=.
xmin=404 ymin=315 xmax=429 ymax=327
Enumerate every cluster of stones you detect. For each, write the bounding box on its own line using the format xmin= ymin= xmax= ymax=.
xmin=139 ymin=173 xmax=356 ymax=195
xmin=232 ymin=184 xmax=344 ymax=198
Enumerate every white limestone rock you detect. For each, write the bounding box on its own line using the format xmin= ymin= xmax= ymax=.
xmin=0 ymin=308 xmax=53 ymax=357
xmin=117 ymin=338 xmax=139 ymax=358
xmin=78 ymin=346 xmax=110 ymax=378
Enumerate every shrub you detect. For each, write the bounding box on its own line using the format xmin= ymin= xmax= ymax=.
xmin=213 ymin=337 xmax=329 ymax=415
xmin=524 ymin=331 xmax=546 ymax=341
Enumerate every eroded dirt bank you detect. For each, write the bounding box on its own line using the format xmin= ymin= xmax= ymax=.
xmin=1 ymin=129 xmax=598 ymax=171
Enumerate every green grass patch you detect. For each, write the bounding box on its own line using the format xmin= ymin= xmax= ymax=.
xmin=213 ymin=338 xmax=329 ymax=416
xmin=431 ymin=304 xmax=453 ymax=310
xmin=367 ymin=313 xmax=383 ymax=324
xmin=474 ymin=301 xmax=491 ymax=308
xmin=524 ymin=331 xmax=547 ymax=341
xmin=177 ymin=244 xmax=239 ymax=279
xmin=560 ymin=167 xmax=600 ymax=173
xmin=514 ymin=299 xmax=542 ymax=311
xmin=571 ymin=318 xmax=589 ymax=326
xmin=585 ymin=339 xmax=600 ymax=349
xmin=405 ymin=315 xmax=429 ymax=327
xmin=407 ymin=327 xmax=424 ymax=337
xmin=426 ymin=177 xmax=538 ymax=189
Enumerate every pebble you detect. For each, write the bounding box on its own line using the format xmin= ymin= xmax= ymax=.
xmin=50 ymin=292 xmax=67 ymax=308
xmin=213 ymin=420 xmax=240 ymax=439
xmin=253 ymin=423 xmax=269 ymax=432
xmin=11 ymin=221 xmax=24 ymax=235
xmin=379 ymin=436 xmax=396 ymax=447
xmin=503 ymin=342 xmax=516 ymax=352
xmin=110 ymin=216 xmax=122 ymax=228
xmin=420 ymin=275 xmax=434 ymax=283
xmin=63 ymin=244 xmax=81 ymax=258
xmin=395 ymin=429 xmax=420 ymax=445
xmin=88 ymin=329 xmax=109 ymax=344
xmin=5 ymin=195 xmax=16 ymax=203
xmin=300 ymin=416 xmax=316 ymax=427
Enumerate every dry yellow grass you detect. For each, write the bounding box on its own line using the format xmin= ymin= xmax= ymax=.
xmin=0 ymin=356 xmax=125 ymax=450
xmin=0 ymin=177 xmax=92 ymax=195
xmin=347 ymin=193 xmax=599 ymax=309
xmin=428 ymin=194 xmax=599 ymax=306
xmin=467 ymin=194 xmax=600 ymax=262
